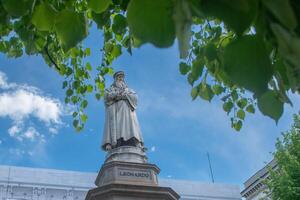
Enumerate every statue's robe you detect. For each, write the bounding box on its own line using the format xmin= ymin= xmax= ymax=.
xmin=102 ymin=85 xmax=143 ymax=150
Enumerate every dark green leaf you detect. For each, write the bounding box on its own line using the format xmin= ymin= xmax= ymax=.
xmin=73 ymin=119 xmax=79 ymax=128
xmin=72 ymin=111 xmax=78 ymax=117
xmin=92 ymin=10 xmax=110 ymax=29
xmin=179 ymin=62 xmax=191 ymax=75
xmin=32 ymin=3 xmax=56 ymax=31
xmin=191 ymin=58 xmax=204 ymax=80
xmin=212 ymin=84 xmax=224 ymax=95
xmin=66 ymin=89 xmax=73 ymax=96
xmin=88 ymin=0 xmax=111 ymax=13
xmin=200 ymin=0 xmax=258 ymax=35
xmin=237 ymin=109 xmax=245 ymax=120
xmin=237 ymin=98 xmax=247 ymax=109
xmin=233 ymin=120 xmax=242 ymax=131
xmin=55 ymin=10 xmax=88 ymax=51
xmin=81 ymin=100 xmax=88 ymax=108
xmin=127 ymin=0 xmax=175 ymax=47
xmin=62 ymin=81 xmax=68 ymax=89
xmin=112 ymin=14 xmax=127 ymax=35
xmin=224 ymin=35 xmax=272 ymax=95
xmin=223 ymin=101 xmax=234 ymax=113
xmin=2 ymin=0 xmax=33 ymax=17
xmin=262 ymin=0 xmax=297 ymax=29
xmin=204 ymin=43 xmax=217 ymax=61
xmin=258 ymin=90 xmax=283 ymax=123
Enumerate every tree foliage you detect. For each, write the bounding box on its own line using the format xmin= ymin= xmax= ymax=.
xmin=266 ymin=113 xmax=300 ymax=200
xmin=0 ymin=0 xmax=299 ymax=131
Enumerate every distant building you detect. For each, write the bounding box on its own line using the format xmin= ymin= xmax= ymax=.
xmin=0 ymin=165 xmax=241 ymax=200
xmin=241 ymin=159 xmax=277 ymax=200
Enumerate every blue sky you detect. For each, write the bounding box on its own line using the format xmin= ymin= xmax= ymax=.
xmin=0 ymin=26 xmax=299 ymax=189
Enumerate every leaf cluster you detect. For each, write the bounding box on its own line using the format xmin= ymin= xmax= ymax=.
xmin=266 ymin=113 xmax=300 ymax=200
xmin=1 ymin=0 xmax=300 ymax=131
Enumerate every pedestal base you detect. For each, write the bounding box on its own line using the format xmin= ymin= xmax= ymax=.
xmin=86 ymin=146 xmax=179 ymax=200
xmin=85 ymin=183 xmax=180 ymax=200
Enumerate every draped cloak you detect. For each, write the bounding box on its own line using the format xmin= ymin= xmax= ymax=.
xmin=101 ymin=85 xmax=143 ymax=150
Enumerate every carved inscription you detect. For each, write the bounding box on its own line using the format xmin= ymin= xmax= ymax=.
xmin=119 ymin=170 xmax=151 ymax=179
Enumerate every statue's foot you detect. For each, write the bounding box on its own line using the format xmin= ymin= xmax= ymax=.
xmin=105 ymin=144 xmax=112 ymax=151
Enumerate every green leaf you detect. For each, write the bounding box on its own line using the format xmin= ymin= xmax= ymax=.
xmin=66 ymin=89 xmax=73 ymax=97
xmin=200 ymin=0 xmax=257 ymax=35
xmin=32 ymin=3 xmax=57 ymax=31
xmin=127 ymin=0 xmax=175 ymax=47
xmin=258 ymin=90 xmax=283 ymax=123
xmin=111 ymin=44 xmax=122 ymax=58
xmin=199 ymin=83 xmax=214 ymax=102
xmin=271 ymin=23 xmax=300 ymax=80
xmin=55 ymin=10 xmax=88 ymax=51
xmin=191 ymin=87 xmax=199 ymax=100
xmin=72 ymin=112 xmax=78 ymax=117
xmin=212 ymin=84 xmax=224 ymax=95
xmin=237 ymin=109 xmax=245 ymax=120
xmin=81 ymin=100 xmax=88 ymax=108
xmin=86 ymin=62 xmax=92 ymax=71
xmin=223 ymin=101 xmax=234 ymax=113
xmin=191 ymin=58 xmax=204 ymax=80
xmin=187 ymin=73 xmax=195 ymax=86
xmin=2 ymin=0 xmax=33 ymax=17
xmin=237 ymin=98 xmax=247 ymax=109
xmin=62 ymin=81 xmax=68 ymax=89
xmin=112 ymin=14 xmax=127 ymax=35
xmin=88 ymin=0 xmax=111 ymax=13
xmin=246 ymin=104 xmax=255 ymax=113
xmin=92 ymin=10 xmax=110 ymax=29
xmin=81 ymin=114 xmax=88 ymax=123
xmin=204 ymin=43 xmax=217 ymax=61
xmin=179 ymin=62 xmax=191 ymax=75
xmin=73 ymin=119 xmax=79 ymax=128
xmin=87 ymin=85 xmax=93 ymax=93
xmin=224 ymin=35 xmax=272 ymax=95
xmin=262 ymin=0 xmax=297 ymax=29
xmin=95 ymin=93 xmax=101 ymax=100
xmin=233 ymin=120 xmax=242 ymax=131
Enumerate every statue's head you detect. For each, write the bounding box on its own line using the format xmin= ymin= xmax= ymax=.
xmin=113 ymin=71 xmax=126 ymax=88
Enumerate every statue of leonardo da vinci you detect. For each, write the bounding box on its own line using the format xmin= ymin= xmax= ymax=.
xmin=101 ymin=71 xmax=144 ymax=151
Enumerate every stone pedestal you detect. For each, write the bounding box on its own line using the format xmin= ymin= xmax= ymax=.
xmin=85 ymin=146 xmax=180 ymax=200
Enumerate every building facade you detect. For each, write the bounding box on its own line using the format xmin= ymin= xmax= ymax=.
xmin=0 ymin=165 xmax=241 ymax=200
xmin=241 ymin=159 xmax=276 ymax=200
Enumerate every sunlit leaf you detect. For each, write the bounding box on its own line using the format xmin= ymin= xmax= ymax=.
xmin=32 ymin=3 xmax=57 ymax=31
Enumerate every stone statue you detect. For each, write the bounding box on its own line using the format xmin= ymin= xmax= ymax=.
xmin=102 ymin=71 xmax=144 ymax=151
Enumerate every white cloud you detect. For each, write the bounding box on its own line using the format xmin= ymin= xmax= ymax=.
xmin=0 ymin=71 xmax=64 ymax=142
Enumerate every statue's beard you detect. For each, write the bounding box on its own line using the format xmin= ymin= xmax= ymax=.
xmin=115 ymin=80 xmax=126 ymax=89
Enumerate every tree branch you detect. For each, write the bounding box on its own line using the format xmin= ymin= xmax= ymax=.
xmin=44 ymin=46 xmax=60 ymax=71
